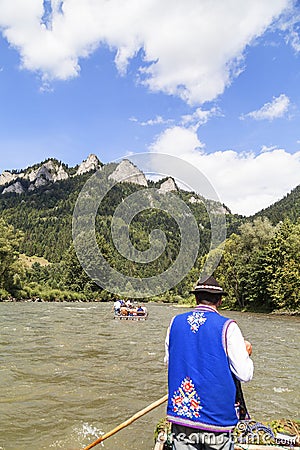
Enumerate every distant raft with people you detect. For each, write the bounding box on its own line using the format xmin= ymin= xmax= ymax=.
xmin=113 ymin=299 xmax=148 ymax=320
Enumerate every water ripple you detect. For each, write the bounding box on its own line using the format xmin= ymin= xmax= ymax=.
xmin=0 ymin=303 xmax=299 ymax=449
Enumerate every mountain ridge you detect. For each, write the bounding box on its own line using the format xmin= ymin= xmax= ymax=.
xmin=0 ymin=154 xmax=178 ymax=195
xmin=0 ymin=154 xmax=103 ymax=194
xmin=1 ymin=154 xmax=299 ymax=221
xmin=0 ymin=155 xmax=225 ymax=206
xmin=0 ymin=155 xmax=224 ymax=263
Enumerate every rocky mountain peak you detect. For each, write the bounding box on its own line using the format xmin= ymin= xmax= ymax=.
xmin=159 ymin=177 xmax=177 ymax=193
xmin=2 ymin=181 xmax=25 ymax=195
xmin=0 ymin=158 xmax=69 ymax=194
xmin=108 ymin=159 xmax=148 ymax=186
xmin=0 ymin=155 xmax=148 ymax=196
xmin=26 ymin=159 xmax=69 ymax=191
xmin=0 ymin=171 xmax=20 ymax=186
xmin=75 ymin=154 xmax=102 ymax=176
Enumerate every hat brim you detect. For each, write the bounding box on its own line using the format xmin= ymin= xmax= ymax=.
xmin=190 ymin=288 xmax=228 ymax=296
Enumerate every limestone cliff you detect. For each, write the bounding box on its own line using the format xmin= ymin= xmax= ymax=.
xmin=0 ymin=155 xmax=101 ymax=195
xmin=159 ymin=177 xmax=177 ymax=193
xmin=0 ymin=171 xmax=20 ymax=186
xmin=75 ymin=154 xmax=102 ymax=176
xmin=2 ymin=181 xmax=25 ymax=195
xmin=108 ymin=159 xmax=148 ymax=186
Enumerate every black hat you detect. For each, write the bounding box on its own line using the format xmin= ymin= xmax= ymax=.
xmin=190 ymin=275 xmax=227 ymax=296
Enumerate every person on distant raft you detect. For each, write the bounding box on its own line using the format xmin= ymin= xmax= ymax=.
xmin=136 ymin=304 xmax=147 ymax=316
xmin=164 ymin=275 xmax=253 ymax=450
xmin=113 ymin=299 xmax=122 ymax=316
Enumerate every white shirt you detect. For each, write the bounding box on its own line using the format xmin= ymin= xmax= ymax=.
xmin=164 ymin=306 xmax=253 ymax=383
xmin=114 ymin=300 xmax=121 ymax=309
xmin=226 ymin=320 xmax=253 ymax=382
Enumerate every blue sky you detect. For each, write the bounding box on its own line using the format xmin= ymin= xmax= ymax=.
xmin=0 ymin=0 xmax=300 ymax=215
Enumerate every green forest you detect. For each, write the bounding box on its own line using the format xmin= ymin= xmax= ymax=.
xmin=0 ymin=159 xmax=299 ymax=313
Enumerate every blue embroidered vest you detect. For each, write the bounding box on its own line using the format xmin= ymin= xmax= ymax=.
xmin=167 ymin=306 xmax=238 ymax=432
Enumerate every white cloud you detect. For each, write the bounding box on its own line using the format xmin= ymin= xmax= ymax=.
xmin=241 ymin=94 xmax=290 ymax=121
xmin=131 ymin=106 xmax=220 ymax=129
xmin=260 ymin=145 xmax=279 ymax=153
xmin=132 ymin=115 xmax=173 ymax=127
xmin=129 ymin=106 xmax=222 ymax=127
xmin=181 ymin=107 xmax=222 ymax=130
xmin=140 ymin=116 xmax=168 ymax=126
xmin=149 ymin=126 xmax=205 ymax=156
xmin=277 ymin=7 xmax=300 ymax=53
xmin=149 ymin=126 xmax=300 ymax=216
xmin=0 ymin=0 xmax=292 ymax=103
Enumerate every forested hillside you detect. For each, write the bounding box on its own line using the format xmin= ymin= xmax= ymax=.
xmin=0 ymin=161 xmax=217 ymax=263
xmin=0 ymin=156 xmax=299 ymax=313
xmin=0 ymin=157 xmax=228 ymax=302
xmin=214 ymin=217 xmax=300 ymax=312
xmin=0 ymin=172 xmax=94 ymax=261
xmin=212 ymin=183 xmax=300 ymax=313
xmin=253 ymin=184 xmax=300 ymax=224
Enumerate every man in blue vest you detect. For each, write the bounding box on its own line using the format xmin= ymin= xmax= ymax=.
xmin=165 ymin=275 xmax=253 ymax=450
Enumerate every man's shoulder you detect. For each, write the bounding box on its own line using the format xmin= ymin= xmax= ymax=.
xmin=175 ymin=309 xmax=196 ymax=318
xmin=170 ymin=310 xmax=192 ymax=325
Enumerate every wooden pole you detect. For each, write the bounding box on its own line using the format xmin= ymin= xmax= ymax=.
xmin=82 ymin=394 xmax=168 ymax=450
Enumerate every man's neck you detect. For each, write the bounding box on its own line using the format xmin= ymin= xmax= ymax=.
xmin=197 ymin=302 xmax=219 ymax=311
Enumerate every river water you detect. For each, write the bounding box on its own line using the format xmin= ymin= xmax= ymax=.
xmin=0 ymin=302 xmax=299 ymax=450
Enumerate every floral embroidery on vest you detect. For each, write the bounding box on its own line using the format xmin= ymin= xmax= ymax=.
xmin=171 ymin=377 xmax=202 ymax=419
xmin=187 ymin=311 xmax=207 ymax=333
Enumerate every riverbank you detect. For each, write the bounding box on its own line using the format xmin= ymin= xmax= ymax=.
xmin=172 ymin=302 xmax=300 ymax=316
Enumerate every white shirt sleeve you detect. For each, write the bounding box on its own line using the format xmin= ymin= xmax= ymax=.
xmin=164 ymin=328 xmax=169 ymax=365
xmin=226 ymin=321 xmax=254 ymax=382
xmin=164 ymin=317 xmax=174 ymax=365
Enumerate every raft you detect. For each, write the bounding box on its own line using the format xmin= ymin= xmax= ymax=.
xmin=114 ymin=313 xmax=148 ymax=321
xmin=113 ymin=307 xmax=148 ymax=320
